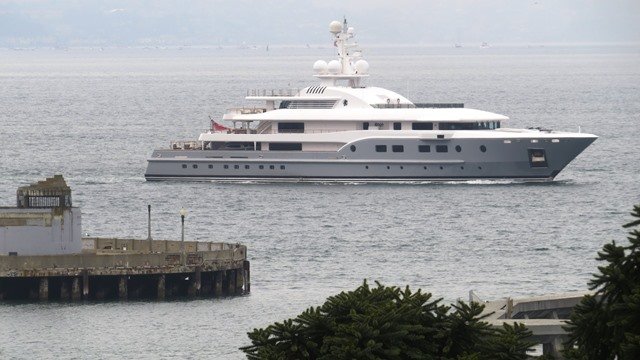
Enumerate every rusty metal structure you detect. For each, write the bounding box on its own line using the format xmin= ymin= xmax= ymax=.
xmin=16 ymin=174 xmax=72 ymax=208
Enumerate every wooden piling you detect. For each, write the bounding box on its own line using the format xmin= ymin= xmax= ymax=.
xmin=82 ymin=270 xmax=89 ymax=299
xmin=235 ymin=267 xmax=244 ymax=294
xmin=188 ymin=267 xmax=201 ymax=298
xmin=157 ymin=274 xmax=166 ymax=300
xmin=60 ymin=278 xmax=70 ymax=300
xmin=194 ymin=267 xmax=201 ymax=296
xmin=214 ymin=271 xmax=223 ymax=297
xmin=244 ymin=260 xmax=251 ymax=294
xmin=39 ymin=277 xmax=48 ymax=301
xmin=71 ymin=277 xmax=81 ymax=301
xmin=227 ymin=269 xmax=235 ymax=296
xmin=118 ymin=276 xmax=128 ymax=300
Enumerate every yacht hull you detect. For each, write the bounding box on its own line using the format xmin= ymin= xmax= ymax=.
xmin=145 ymin=136 xmax=595 ymax=182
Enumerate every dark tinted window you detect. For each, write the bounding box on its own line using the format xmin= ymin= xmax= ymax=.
xmin=245 ymin=165 xmax=250 ymax=169
xmin=280 ymin=165 xmax=285 ymax=170
xmin=436 ymin=145 xmax=448 ymax=153
xmin=392 ymin=145 xmax=404 ymax=153
xmin=412 ymin=122 xmax=433 ymax=130
xmin=278 ymin=122 xmax=304 ymax=133
xmin=208 ymin=164 xmax=213 ymax=169
xmin=419 ymin=145 xmax=431 ymax=153
xmin=363 ymin=122 xmax=369 ymax=130
xmin=375 ymin=145 xmax=387 ymax=152
xmin=192 ymin=164 xmax=198 ymax=169
xmin=455 ymin=145 xmax=462 ymax=152
xmin=234 ymin=165 xmax=239 ymax=169
xmin=223 ymin=165 xmax=229 ymax=169
xmin=270 ymin=143 xmax=302 ymax=151
xmin=350 ymin=145 xmax=356 ymax=152
xmin=439 ymin=122 xmax=476 ymax=130
xmin=182 ymin=164 xmax=187 ymax=168
xmin=480 ymin=145 xmax=487 ymax=152
xmin=393 ymin=122 xmax=402 ymax=130
xmin=259 ymin=165 xmax=264 ymax=169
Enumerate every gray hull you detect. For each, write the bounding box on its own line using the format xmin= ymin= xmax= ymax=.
xmin=145 ymin=137 xmax=596 ymax=182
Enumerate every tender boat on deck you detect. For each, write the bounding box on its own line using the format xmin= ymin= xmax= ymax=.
xmin=145 ymin=19 xmax=597 ymax=182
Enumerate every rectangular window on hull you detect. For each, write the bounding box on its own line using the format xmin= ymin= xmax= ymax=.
xmin=375 ymin=145 xmax=387 ymax=152
xmin=392 ymin=145 xmax=404 ymax=153
xmin=412 ymin=122 xmax=434 ymax=130
xmin=418 ymin=145 xmax=431 ymax=153
xmin=528 ymin=149 xmax=548 ymax=167
xmin=393 ymin=122 xmax=402 ymax=130
xmin=363 ymin=122 xmax=369 ymax=130
xmin=436 ymin=145 xmax=448 ymax=153
xmin=278 ymin=122 xmax=305 ymax=133
xmin=269 ymin=143 xmax=302 ymax=151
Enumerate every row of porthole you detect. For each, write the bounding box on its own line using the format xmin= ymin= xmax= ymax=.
xmin=182 ymin=164 xmax=286 ymax=170
xmin=350 ymin=144 xmax=488 ymax=153
xmin=363 ymin=165 xmax=483 ymax=170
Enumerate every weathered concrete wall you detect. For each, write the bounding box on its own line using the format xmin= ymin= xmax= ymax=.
xmin=0 ymin=242 xmax=247 ymax=277
xmin=81 ymin=237 xmax=236 ymax=254
xmin=0 ymin=207 xmax=82 ymax=255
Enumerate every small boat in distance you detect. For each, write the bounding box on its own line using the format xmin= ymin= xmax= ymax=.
xmin=145 ymin=19 xmax=597 ymax=183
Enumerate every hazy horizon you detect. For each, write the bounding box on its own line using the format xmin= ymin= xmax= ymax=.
xmin=1 ymin=0 xmax=639 ymax=48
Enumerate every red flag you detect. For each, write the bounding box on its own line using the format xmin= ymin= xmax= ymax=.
xmin=212 ymin=120 xmax=231 ymax=132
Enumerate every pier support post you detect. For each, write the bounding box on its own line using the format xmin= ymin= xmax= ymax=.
xmin=235 ymin=267 xmax=244 ymax=295
xmin=82 ymin=270 xmax=90 ymax=299
xmin=188 ymin=267 xmax=201 ymax=297
xmin=157 ymin=274 xmax=166 ymax=300
xmin=542 ymin=336 xmax=566 ymax=359
xmin=39 ymin=277 xmax=49 ymax=301
xmin=118 ymin=276 xmax=128 ymax=300
xmin=28 ymin=281 xmax=39 ymax=300
xmin=244 ymin=260 xmax=251 ymax=294
xmin=222 ymin=270 xmax=230 ymax=296
xmin=60 ymin=279 xmax=70 ymax=300
xmin=214 ymin=271 xmax=223 ymax=297
xmin=71 ymin=277 xmax=81 ymax=301
xmin=228 ymin=269 xmax=236 ymax=296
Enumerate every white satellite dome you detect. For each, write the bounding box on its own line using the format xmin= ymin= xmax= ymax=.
xmin=313 ymin=60 xmax=328 ymax=74
xmin=327 ymin=60 xmax=341 ymax=74
xmin=329 ymin=20 xmax=342 ymax=34
xmin=354 ymin=60 xmax=369 ymax=74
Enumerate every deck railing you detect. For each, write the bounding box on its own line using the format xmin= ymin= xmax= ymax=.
xmin=246 ymin=89 xmax=300 ymax=97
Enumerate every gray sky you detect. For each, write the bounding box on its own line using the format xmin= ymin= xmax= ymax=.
xmin=1 ymin=0 xmax=639 ymax=47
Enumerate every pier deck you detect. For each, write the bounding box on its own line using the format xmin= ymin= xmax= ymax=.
xmin=0 ymin=237 xmax=250 ymax=301
xmin=479 ymin=291 xmax=591 ymax=358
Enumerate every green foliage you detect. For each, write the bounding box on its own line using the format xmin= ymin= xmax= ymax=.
xmin=241 ymin=280 xmax=533 ymax=359
xmin=564 ymin=204 xmax=640 ymax=359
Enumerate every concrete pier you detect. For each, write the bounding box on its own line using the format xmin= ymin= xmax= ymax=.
xmin=0 ymin=237 xmax=249 ymax=301
xmin=478 ymin=291 xmax=592 ymax=359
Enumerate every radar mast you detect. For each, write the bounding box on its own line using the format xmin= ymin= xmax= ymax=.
xmin=312 ymin=18 xmax=369 ymax=88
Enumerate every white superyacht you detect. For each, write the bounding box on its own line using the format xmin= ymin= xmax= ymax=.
xmin=145 ymin=20 xmax=597 ymax=182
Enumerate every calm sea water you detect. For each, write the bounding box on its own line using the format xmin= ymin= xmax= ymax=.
xmin=1 ymin=45 xmax=639 ymax=359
